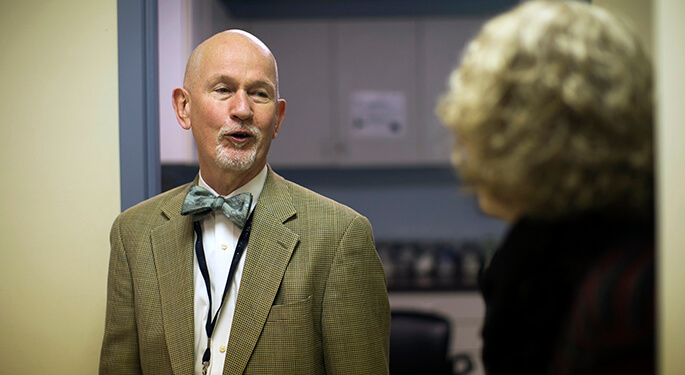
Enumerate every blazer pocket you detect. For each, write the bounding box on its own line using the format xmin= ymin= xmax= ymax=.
xmin=266 ymin=295 xmax=313 ymax=323
xmin=252 ymin=295 xmax=324 ymax=372
xmin=262 ymin=295 xmax=318 ymax=347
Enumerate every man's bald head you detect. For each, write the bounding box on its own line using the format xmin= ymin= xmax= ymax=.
xmin=183 ymin=29 xmax=280 ymax=97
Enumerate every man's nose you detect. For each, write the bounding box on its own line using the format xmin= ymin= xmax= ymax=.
xmin=229 ymin=90 xmax=253 ymax=121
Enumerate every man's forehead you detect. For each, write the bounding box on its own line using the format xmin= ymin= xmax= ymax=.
xmin=201 ymin=30 xmax=273 ymax=64
xmin=186 ymin=31 xmax=277 ymax=88
xmin=201 ymin=49 xmax=277 ymax=82
xmin=207 ymin=41 xmax=273 ymax=68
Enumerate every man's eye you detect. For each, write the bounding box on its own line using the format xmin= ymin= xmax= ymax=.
xmin=216 ymin=88 xmax=230 ymax=93
xmin=251 ymin=91 xmax=270 ymax=102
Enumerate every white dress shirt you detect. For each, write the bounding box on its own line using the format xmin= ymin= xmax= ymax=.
xmin=193 ymin=166 xmax=267 ymax=375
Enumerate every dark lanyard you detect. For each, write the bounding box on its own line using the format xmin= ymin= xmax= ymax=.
xmin=193 ymin=211 xmax=254 ymax=371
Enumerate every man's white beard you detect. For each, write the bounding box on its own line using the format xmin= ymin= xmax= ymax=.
xmin=213 ymin=124 xmax=261 ymax=171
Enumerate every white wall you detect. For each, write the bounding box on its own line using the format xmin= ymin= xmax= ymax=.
xmin=159 ymin=0 xmax=196 ymax=163
xmin=0 ymin=1 xmax=120 ymax=373
xmin=655 ymin=0 xmax=685 ymax=373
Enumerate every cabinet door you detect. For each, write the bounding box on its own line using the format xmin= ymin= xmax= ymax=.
xmin=249 ymin=21 xmax=336 ymax=167
xmin=417 ymin=18 xmax=486 ymax=165
xmin=336 ymin=20 xmax=419 ymax=167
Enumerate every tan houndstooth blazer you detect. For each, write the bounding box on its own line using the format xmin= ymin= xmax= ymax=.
xmin=99 ymin=167 xmax=390 ymax=375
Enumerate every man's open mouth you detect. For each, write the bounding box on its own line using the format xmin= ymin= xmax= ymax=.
xmin=225 ymin=130 xmax=252 ymax=142
xmin=230 ymin=132 xmax=250 ymax=139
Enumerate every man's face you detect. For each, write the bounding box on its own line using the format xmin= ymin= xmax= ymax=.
xmin=183 ymin=34 xmax=285 ymax=178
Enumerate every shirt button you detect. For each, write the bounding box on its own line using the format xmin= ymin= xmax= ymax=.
xmin=219 ymin=345 xmax=227 ymax=353
xmin=221 ymin=243 xmax=228 ymax=250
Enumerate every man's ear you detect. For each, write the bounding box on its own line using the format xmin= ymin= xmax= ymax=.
xmin=272 ymin=99 xmax=287 ymax=139
xmin=172 ymin=88 xmax=192 ymax=130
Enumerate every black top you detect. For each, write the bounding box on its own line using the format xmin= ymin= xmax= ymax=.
xmin=480 ymin=214 xmax=654 ymax=374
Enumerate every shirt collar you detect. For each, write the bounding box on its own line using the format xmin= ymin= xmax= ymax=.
xmin=197 ymin=165 xmax=268 ymax=212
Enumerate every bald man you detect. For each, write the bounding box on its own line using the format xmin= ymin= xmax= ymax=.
xmin=99 ymin=30 xmax=390 ymax=375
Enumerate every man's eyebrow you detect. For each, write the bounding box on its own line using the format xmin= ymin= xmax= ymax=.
xmin=247 ymin=79 xmax=276 ymax=91
xmin=206 ymin=74 xmax=237 ymax=85
xmin=206 ymin=75 xmax=275 ymax=92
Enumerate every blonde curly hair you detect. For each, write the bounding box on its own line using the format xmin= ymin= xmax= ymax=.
xmin=437 ymin=0 xmax=653 ymax=219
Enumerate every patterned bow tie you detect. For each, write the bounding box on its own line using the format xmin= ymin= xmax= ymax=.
xmin=181 ymin=185 xmax=253 ymax=229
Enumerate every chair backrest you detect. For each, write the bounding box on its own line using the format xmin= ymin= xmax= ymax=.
xmin=389 ymin=310 xmax=452 ymax=375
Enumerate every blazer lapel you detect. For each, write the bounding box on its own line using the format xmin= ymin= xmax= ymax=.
xmin=151 ymin=184 xmax=196 ymax=375
xmin=224 ymin=168 xmax=300 ymax=374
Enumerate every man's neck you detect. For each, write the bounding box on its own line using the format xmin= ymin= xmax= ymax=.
xmin=199 ymin=163 xmax=266 ymax=196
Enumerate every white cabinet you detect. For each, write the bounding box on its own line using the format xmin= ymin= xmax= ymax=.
xmin=335 ymin=20 xmax=419 ymax=166
xmin=232 ymin=17 xmax=486 ymax=168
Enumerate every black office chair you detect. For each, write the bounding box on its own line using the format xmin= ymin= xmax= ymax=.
xmin=390 ymin=310 xmax=474 ymax=375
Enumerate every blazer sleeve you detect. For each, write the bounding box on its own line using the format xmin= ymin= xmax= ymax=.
xmin=321 ymin=215 xmax=390 ymax=374
xmin=99 ymin=215 xmax=143 ymax=375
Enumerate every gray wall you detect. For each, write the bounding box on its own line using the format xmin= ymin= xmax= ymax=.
xmin=272 ymin=167 xmax=507 ymax=242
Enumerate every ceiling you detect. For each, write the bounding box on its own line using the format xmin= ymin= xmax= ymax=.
xmin=220 ymin=0 xmax=520 ymax=19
